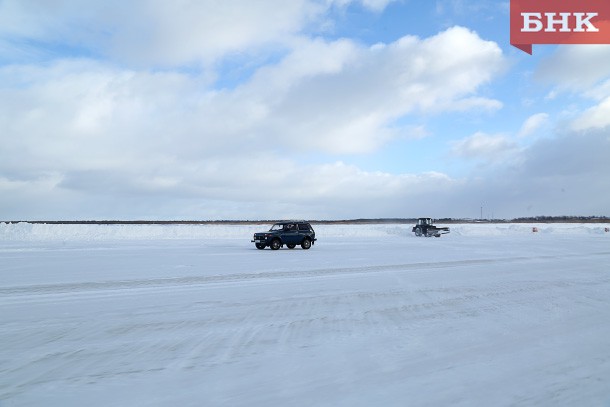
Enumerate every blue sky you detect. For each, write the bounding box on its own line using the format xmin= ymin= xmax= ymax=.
xmin=1 ymin=0 xmax=609 ymax=220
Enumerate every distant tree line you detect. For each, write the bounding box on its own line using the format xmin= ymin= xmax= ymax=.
xmin=509 ymin=216 xmax=609 ymax=223
xmin=2 ymin=216 xmax=608 ymax=225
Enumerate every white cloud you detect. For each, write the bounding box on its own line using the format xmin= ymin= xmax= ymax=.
xmin=18 ymin=1 xmax=310 ymax=65
xmin=106 ymin=1 xmax=322 ymax=66
xmin=358 ymin=0 xmax=395 ymax=11
xmin=1 ymin=26 xmax=505 ymax=173
xmin=2 ymin=114 xmax=609 ymax=220
xmin=443 ymin=130 xmax=610 ymax=218
xmin=535 ymin=45 xmax=610 ymax=135
xmin=0 ymin=145 xmax=464 ymax=219
xmin=518 ymin=113 xmax=549 ymax=138
xmin=0 ymin=0 xmax=400 ymax=67
xmin=536 ymin=45 xmax=610 ymax=91
xmin=0 ymin=19 xmax=509 ymax=220
xmin=244 ymin=27 xmax=504 ymax=153
xmin=332 ymin=0 xmax=396 ymax=12
xmin=571 ymin=96 xmax=610 ymax=131
xmin=6 ymin=128 xmax=608 ymax=220
xmin=3 ymin=1 xmax=541 ymax=220
xmin=443 ymin=96 xmax=503 ymax=112
xmin=451 ymin=132 xmax=518 ymax=161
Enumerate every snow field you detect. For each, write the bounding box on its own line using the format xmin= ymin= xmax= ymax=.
xmin=1 ymin=223 xmax=609 ymax=406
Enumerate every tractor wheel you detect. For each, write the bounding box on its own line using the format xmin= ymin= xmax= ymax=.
xmin=255 ymin=243 xmax=266 ymax=249
xmin=415 ymin=227 xmax=422 ymax=237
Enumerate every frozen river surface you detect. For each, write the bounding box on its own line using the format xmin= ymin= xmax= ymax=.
xmin=1 ymin=223 xmax=610 ymax=406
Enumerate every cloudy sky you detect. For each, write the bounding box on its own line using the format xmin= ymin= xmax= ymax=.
xmin=1 ymin=0 xmax=609 ymax=220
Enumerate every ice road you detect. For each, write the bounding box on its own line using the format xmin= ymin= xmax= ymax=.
xmin=1 ymin=223 xmax=610 ymax=406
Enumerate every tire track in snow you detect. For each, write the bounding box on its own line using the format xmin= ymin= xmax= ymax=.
xmin=2 ymin=251 xmax=610 ymax=298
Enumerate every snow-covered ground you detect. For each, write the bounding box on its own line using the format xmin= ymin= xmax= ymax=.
xmin=1 ymin=223 xmax=609 ymax=406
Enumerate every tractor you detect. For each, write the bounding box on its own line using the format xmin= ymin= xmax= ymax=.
xmin=412 ymin=218 xmax=450 ymax=237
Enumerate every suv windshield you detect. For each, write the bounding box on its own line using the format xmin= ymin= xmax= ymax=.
xmin=269 ymin=223 xmax=299 ymax=231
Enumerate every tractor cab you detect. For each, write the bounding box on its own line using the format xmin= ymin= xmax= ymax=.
xmin=416 ymin=218 xmax=434 ymax=226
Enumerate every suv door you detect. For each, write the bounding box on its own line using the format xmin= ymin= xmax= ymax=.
xmin=282 ymin=223 xmax=299 ymax=244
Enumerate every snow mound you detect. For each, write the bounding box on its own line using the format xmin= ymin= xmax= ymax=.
xmin=449 ymin=223 xmax=610 ymax=236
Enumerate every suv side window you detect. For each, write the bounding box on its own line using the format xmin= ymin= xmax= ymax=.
xmin=298 ymin=223 xmax=311 ymax=231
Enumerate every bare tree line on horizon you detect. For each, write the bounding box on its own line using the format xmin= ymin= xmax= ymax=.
xmin=2 ymin=216 xmax=609 ymax=225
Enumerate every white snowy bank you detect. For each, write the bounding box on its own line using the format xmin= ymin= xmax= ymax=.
xmin=1 ymin=222 xmax=608 ymax=241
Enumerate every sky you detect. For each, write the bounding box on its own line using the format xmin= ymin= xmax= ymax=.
xmin=1 ymin=0 xmax=609 ymax=221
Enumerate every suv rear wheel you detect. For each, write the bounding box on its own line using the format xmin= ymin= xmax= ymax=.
xmin=301 ymin=238 xmax=312 ymax=250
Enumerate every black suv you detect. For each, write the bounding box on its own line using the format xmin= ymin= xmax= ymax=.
xmin=251 ymin=221 xmax=316 ymax=250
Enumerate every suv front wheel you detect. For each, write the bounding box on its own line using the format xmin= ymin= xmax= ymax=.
xmin=270 ymin=239 xmax=282 ymax=250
